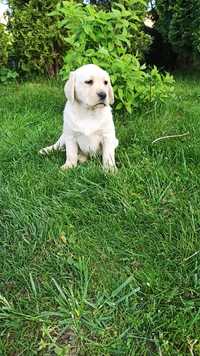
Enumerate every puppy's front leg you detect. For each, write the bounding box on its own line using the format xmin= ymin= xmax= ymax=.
xmin=61 ymin=138 xmax=78 ymax=170
xmin=102 ymin=138 xmax=117 ymax=172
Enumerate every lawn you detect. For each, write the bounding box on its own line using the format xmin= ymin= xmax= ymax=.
xmin=1 ymin=74 xmax=200 ymax=355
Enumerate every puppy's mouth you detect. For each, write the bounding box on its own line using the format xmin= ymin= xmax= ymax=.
xmin=94 ymin=102 xmax=106 ymax=108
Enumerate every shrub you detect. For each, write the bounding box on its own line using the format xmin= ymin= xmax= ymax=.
xmin=0 ymin=23 xmax=18 ymax=83
xmin=0 ymin=24 xmax=10 ymax=66
xmin=6 ymin=0 xmax=149 ymax=78
xmin=0 ymin=67 xmax=18 ymax=83
xmin=52 ymin=1 xmax=174 ymax=113
xmin=8 ymin=0 xmax=65 ymax=76
xmin=155 ymin=0 xmax=200 ymax=64
xmin=88 ymin=0 xmax=152 ymax=59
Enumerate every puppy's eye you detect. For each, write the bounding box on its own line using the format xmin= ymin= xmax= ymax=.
xmin=104 ymin=80 xmax=108 ymax=85
xmin=85 ymin=80 xmax=93 ymax=85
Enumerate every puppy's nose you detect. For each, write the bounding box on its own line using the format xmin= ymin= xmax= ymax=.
xmin=97 ymin=91 xmax=107 ymax=101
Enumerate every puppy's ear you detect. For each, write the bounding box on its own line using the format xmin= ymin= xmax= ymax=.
xmin=64 ymin=71 xmax=75 ymax=102
xmin=108 ymin=79 xmax=114 ymax=105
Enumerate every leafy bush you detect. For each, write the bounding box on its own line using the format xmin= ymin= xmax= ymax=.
xmin=0 ymin=23 xmax=18 ymax=83
xmin=0 ymin=67 xmax=18 ymax=83
xmin=6 ymin=0 xmax=150 ymax=78
xmin=0 ymin=24 xmax=10 ymax=66
xmin=88 ymin=0 xmax=152 ymax=59
xmin=52 ymin=1 xmax=174 ymax=113
xmin=155 ymin=0 xmax=200 ymax=63
xmin=8 ymin=0 xmax=65 ymax=76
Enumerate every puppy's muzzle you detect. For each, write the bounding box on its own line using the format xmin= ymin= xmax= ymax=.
xmin=97 ymin=91 xmax=107 ymax=101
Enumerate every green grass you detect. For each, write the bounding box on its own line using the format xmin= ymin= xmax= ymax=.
xmin=1 ymin=75 xmax=200 ymax=355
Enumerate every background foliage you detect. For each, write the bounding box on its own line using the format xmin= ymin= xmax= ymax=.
xmin=4 ymin=0 xmax=199 ymax=75
xmin=2 ymin=0 xmax=175 ymax=110
xmin=0 ymin=23 xmax=17 ymax=82
xmin=8 ymin=0 xmax=64 ymax=76
xmin=7 ymin=0 xmax=151 ymax=76
xmin=155 ymin=0 xmax=200 ymax=65
xmin=0 ymin=23 xmax=10 ymax=66
xmin=52 ymin=1 xmax=174 ymax=113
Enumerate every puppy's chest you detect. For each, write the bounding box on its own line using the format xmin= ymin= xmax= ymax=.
xmin=75 ymin=130 xmax=102 ymax=155
xmin=73 ymin=116 xmax=103 ymax=136
xmin=72 ymin=117 xmax=104 ymax=154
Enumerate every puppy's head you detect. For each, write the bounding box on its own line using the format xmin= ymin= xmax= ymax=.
xmin=64 ymin=64 xmax=114 ymax=109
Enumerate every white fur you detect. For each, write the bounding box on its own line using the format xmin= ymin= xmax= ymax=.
xmin=39 ymin=64 xmax=118 ymax=171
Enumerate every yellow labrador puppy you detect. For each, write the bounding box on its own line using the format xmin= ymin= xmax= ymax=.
xmin=39 ymin=64 xmax=118 ymax=171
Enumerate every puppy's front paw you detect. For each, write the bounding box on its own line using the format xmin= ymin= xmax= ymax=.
xmin=61 ymin=161 xmax=77 ymax=171
xmin=103 ymin=164 xmax=118 ymax=174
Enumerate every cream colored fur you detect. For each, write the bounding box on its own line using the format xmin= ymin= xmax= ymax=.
xmin=39 ymin=64 xmax=118 ymax=171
